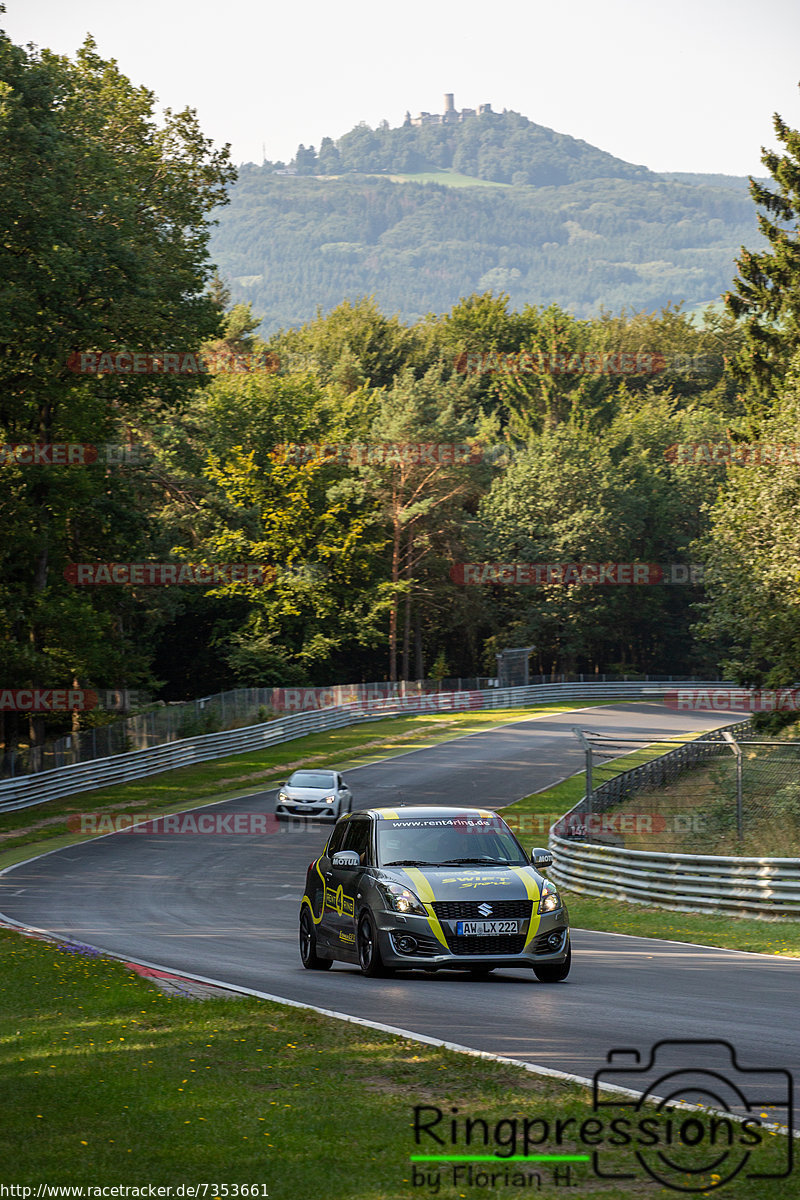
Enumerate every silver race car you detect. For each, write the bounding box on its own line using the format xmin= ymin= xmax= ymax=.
xmin=276 ymin=769 xmax=353 ymax=822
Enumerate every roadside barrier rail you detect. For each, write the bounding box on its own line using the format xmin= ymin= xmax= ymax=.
xmin=549 ymin=836 xmax=800 ymax=919
xmin=0 ymin=679 xmax=727 ymax=812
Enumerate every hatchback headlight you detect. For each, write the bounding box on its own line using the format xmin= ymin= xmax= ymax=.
xmin=537 ymin=880 xmax=562 ymax=914
xmin=379 ymin=881 xmax=427 ymax=916
xmin=278 ymin=792 xmax=288 ymax=803
xmin=324 ymin=794 xmax=336 ymax=804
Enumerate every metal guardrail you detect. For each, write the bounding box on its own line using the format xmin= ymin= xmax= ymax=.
xmin=548 ymin=718 xmax=800 ymax=918
xmin=0 ymin=679 xmax=727 ymax=812
xmin=6 ymin=671 xmax=715 ymax=778
xmin=549 ymin=836 xmax=800 ymax=919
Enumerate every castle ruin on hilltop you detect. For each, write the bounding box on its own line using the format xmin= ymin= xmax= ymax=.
xmin=408 ymin=94 xmax=492 ymax=127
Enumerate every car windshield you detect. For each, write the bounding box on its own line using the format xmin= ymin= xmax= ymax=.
xmin=376 ymin=817 xmax=527 ymax=867
xmin=288 ymin=771 xmax=335 ymax=789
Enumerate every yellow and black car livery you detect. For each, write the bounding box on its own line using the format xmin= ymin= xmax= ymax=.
xmin=299 ymin=805 xmax=570 ymax=980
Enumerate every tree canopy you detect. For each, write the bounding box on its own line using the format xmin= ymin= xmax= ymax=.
xmin=3 ymin=17 xmax=799 ymax=762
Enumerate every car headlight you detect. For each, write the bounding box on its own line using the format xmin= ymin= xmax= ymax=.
xmin=379 ymin=881 xmax=427 ymax=916
xmin=324 ymin=794 xmax=336 ymax=804
xmin=537 ymin=880 xmax=562 ymax=914
xmin=278 ymin=792 xmax=288 ymax=803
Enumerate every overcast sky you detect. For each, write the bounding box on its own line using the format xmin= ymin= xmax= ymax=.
xmin=3 ymin=0 xmax=799 ymax=176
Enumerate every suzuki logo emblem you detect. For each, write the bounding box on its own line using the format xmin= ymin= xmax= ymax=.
xmin=477 ymin=903 xmax=493 ymax=916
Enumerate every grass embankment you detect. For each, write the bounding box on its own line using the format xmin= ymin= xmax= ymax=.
xmin=375 ymin=168 xmax=511 ymax=188
xmin=500 ymin=735 xmax=701 ymax=850
xmin=596 ymin=754 xmax=800 ymax=858
xmin=499 ymin=738 xmax=800 ymax=958
xmin=0 ymin=703 xmax=607 ymax=871
xmin=0 ymin=929 xmax=790 ymax=1198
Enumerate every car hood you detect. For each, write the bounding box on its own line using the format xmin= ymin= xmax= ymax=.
xmin=284 ymin=787 xmax=331 ymax=800
xmin=381 ymin=864 xmax=541 ymax=901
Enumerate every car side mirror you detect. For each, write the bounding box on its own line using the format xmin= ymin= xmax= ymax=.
xmin=332 ymin=851 xmax=361 ymax=869
xmin=531 ymin=847 xmax=553 ymax=869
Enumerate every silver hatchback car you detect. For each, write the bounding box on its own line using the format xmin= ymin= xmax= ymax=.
xmin=276 ymin=769 xmax=353 ymax=821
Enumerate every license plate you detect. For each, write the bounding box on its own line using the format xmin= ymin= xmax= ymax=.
xmin=455 ymin=920 xmax=520 ymax=936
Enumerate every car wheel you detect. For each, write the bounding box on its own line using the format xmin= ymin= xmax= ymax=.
xmin=533 ymin=944 xmax=571 ymax=982
xmin=299 ymin=909 xmax=332 ymax=971
xmin=357 ymin=912 xmax=392 ymax=977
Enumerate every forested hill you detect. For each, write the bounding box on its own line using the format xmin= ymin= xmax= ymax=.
xmin=282 ymin=108 xmax=655 ymax=186
xmin=209 ymin=109 xmax=765 ymax=334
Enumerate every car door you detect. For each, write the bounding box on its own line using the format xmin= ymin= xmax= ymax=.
xmin=324 ymin=817 xmax=371 ymax=957
xmin=315 ymin=819 xmax=349 ymax=950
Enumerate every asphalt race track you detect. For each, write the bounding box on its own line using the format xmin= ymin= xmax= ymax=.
xmin=2 ymin=702 xmax=798 ymax=1113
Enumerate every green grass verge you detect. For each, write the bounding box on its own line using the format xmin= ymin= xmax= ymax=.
xmin=0 ymin=928 xmax=790 ymax=1198
xmin=0 ymin=703 xmax=611 ymax=870
xmin=370 ymin=168 xmax=511 ymax=188
xmin=560 ymin=891 xmax=800 ymax=957
xmin=605 ymin=753 xmax=800 ymax=858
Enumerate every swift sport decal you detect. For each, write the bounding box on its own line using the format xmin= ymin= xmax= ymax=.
xmin=439 ymin=874 xmax=516 ymax=889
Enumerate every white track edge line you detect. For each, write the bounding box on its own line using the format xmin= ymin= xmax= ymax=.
xmin=571 ymin=925 xmax=800 ymax=960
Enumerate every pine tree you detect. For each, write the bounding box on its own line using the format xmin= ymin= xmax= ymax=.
xmin=726 ymin=93 xmax=800 ymax=396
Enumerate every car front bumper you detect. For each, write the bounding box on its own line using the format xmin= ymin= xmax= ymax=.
xmin=371 ymin=905 xmax=570 ymax=971
xmin=276 ymin=801 xmax=339 ymax=820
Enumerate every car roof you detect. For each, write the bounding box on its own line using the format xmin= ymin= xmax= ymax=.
xmin=363 ymin=805 xmax=499 ymax=821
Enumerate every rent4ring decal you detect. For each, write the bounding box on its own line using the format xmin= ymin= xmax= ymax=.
xmin=325 ymin=885 xmax=355 ymax=918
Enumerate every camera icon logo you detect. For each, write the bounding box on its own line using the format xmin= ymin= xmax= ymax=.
xmin=592 ymin=1038 xmax=793 ymax=1192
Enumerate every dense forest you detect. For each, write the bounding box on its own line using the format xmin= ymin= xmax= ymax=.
xmin=209 ymin=109 xmax=767 ymax=331
xmin=3 ymin=27 xmax=800 ymax=760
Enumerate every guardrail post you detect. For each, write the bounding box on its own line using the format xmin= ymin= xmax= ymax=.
xmin=573 ymin=728 xmax=594 ymax=808
xmin=722 ymin=731 xmax=744 ymax=843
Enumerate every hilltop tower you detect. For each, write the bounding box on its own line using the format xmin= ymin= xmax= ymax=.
xmin=410 ymin=95 xmax=492 ymax=126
